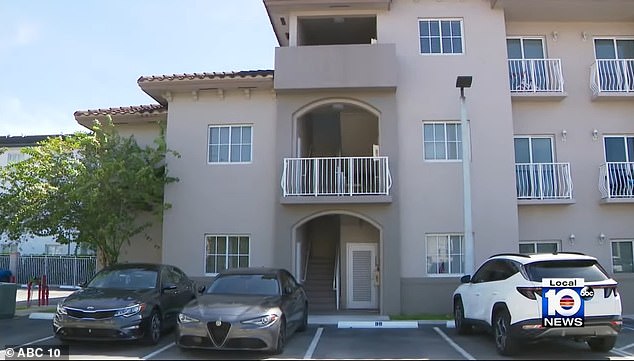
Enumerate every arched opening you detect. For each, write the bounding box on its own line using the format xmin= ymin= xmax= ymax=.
xmin=294 ymin=212 xmax=381 ymax=313
xmin=283 ymin=99 xmax=390 ymax=197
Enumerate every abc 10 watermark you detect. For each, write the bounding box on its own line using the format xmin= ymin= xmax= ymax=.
xmin=542 ymin=278 xmax=594 ymax=327
xmin=3 ymin=345 xmax=70 ymax=360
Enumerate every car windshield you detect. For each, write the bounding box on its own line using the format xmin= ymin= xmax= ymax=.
xmin=87 ymin=268 xmax=158 ymax=290
xmin=524 ymin=260 xmax=610 ymax=282
xmin=206 ymin=274 xmax=280 ymax=296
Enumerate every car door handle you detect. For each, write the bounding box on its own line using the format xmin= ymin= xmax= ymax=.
xmin=475 ymin=293 xmax=481 ymax=296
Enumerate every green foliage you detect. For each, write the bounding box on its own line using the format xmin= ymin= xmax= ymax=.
xmin=0 ymin=117 xmax=178 ymax=267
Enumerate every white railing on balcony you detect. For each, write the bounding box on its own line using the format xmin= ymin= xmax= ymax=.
xmin=508 ymin=59 xmax=564 ymax=93
xmin=515 ymin=163 xmax=573 ymax=200
xmin=591 ymin=59 xmax=634 ymax=95
xmin=281 ymin=156 xmax=392 ymax=196
xmin=599 ymin=162 xmax=634 ymax=199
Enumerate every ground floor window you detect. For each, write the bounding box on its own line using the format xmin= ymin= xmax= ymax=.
xmin=205 ymin=235 xmax=250 ymax=274
xmin=612 ymin=240 xmax=634 ymax=273
xmin=426 ymin=234 xmax=464 ymax=275
xmin=45 ymin=244 xmax=67 ymax=255
xmin=519 ymin=241 xmax=560 ymax=255
xmin=0 ymin=243 xmax=18 ymax=254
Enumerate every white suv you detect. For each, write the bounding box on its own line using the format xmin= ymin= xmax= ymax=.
xmin=453 ymin=252 xmax=622 ymax=355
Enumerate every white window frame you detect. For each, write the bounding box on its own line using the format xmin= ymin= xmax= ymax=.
xmin=423 ymin=121 xmax=462 ymax=162
xmin=207 ymin=125 xmax=253 ymax=164
xmin=513 ymin=135 xmax=555 ymax=163
xmin=506 ymin=37 xmax=546 ymax=59
xmin=611 ymin=239 xmax=634 ymax=273
xmin=593 ymin=37 xmax=634 ymax=60
xmin=6 ymin=151 xmax=28 ymax=164
xmin=603 ymin=135 xmax=634 ymax=162
xmin=518 ymin=240 xmax=560 ymax=255
xmin=418 ymin=18 xmax=464 ymax=55
xmin=204 ymin=234 xmax=251 ymax=276
xmin=0 ymin=243 xmax=18 ymax=254
xmin=425 ymin=233 xmax=464 ymax=277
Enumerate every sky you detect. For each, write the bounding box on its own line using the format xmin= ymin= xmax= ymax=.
xmin=0 ymin=0 xmax=278 ymax=136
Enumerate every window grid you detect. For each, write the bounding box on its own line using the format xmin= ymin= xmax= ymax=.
xmin=419 ymin=19 xmax=464 ymax=55
xmin=611 ymin=240 xmax=634 ymax=273
xmin=208 ymin=125 xmax=252 ymax=164
xmin=423 ymin=122 xmax=462 ymax=161
xmin=519 ymin=241 xmax=560 ymax=255
xmin=426 ymin=234 xmax=464 ymax=275
xmin=205 ymin=235 xmax=250 ymax=274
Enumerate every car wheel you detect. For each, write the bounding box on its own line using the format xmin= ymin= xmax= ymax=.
xmin=297 ymin=304 xmax=308 ymax=332
xmin=587 ymin=336 xmax=617 ymax=352
xmin=143 ymin=310 xmax=161 ymax=345
xmin=493 ymin=309 xmax=519 ymax=356
xmin=273 ymin=318 xmax=286 ymax=355
xmin=454 ymin=298 xmax=471 ymax=335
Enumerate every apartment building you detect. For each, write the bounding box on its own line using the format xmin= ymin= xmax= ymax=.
xmin=73 ymin=0 xmax=634 ymax=315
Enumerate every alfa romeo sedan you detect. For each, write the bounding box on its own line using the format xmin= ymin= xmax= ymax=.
xmin=176 ymin=267 xmax=308 ymax=354
xmin=53 ymin=263 xmax=197 ymax=345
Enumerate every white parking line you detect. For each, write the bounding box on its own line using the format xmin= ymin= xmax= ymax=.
xmin=618 ymin=342 xmax=634 ymax=352
xmin=19 ymin=335 xmax=55 ymax=347
xmin=624 ymin=327 xmax=634 ymax=331
xmin=142 ymin=342 xmax=175 ymax=360
xmin=433 ymin=327 xmax=476 ymax=360
xmin=303 ymin=327 xmax=323 ymax=359
xmin=610 ymin=348 xmax=633 ymax=358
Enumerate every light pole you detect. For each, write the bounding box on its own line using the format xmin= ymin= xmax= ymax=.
xmin=456 ymin=75 xmax=474 ymax=274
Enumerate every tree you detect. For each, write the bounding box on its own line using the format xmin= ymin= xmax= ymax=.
xmin=0 ymin=118 xmax=178 ymax=267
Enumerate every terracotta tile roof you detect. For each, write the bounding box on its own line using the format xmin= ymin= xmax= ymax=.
xmin=137 ymin=70 xmax=274 ymax=83
xmin=73 ymin=104 xmax=166 ymax=117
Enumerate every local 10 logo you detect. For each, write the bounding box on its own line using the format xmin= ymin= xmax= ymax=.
xmin=541 ymin=278 xmax=594 ymax=327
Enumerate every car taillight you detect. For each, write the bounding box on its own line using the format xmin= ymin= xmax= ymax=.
xmin=604 ymin=285 xmax=618 ymax=298
xmin=516 ymin=287 xmax=542 ymax=300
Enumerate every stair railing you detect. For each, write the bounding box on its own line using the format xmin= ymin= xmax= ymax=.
xmin=333 ymin=247 xmax=340 ymax=310
xmin=302 ymin=239 xmax=311 ymax=283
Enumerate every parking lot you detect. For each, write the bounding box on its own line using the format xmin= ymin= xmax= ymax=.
xmin=1 ymin=316 xmax=634 ymax=360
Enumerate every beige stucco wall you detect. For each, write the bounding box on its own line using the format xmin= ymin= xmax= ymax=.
xmin=507 ymin=21 xmax=634 ymax=291
xmin=161 ymin=89 xmax=278 ymax=277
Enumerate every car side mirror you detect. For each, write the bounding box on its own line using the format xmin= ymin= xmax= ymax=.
xmin=197 ymin=285 xmax=206 ymax=294
xmin=283 ymin=286 xmax=294 ymax=295
xmin=460 ymin=275 xmax=471 ymax=284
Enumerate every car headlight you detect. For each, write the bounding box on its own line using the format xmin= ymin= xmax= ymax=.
xmin=178 ymin=313 xmax=200 ymax=324
xmin=56 ymin=304 xmax=67 ymax=315
xmin=241 ymin=314 xmax=279 ymax=326
xmin=114 ymin=303 xmax=145 ymax=318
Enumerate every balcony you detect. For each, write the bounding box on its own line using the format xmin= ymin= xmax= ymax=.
xmin=599 ymin=163 xmax=634 ymax=203
xmin=281 ymin=156 xmax=392 ymax=204
xmin=508 ymin=59 xmax=566 ymax=100
xmin=274 ymin=44 xmax=397 ymax=92
xmin=590 ymin=60 xmax=634 ymax=99
xmin=516 ymin=163 xmax=574 ymax=205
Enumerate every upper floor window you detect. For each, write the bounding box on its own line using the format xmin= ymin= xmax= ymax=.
xmin=612 ymin=240 xmax=633 ymax=273
xmin=519 ymin=241 xmax=560 ymax=255
xmin=418 ymin=19 xmax=463 ymax=55
xmin=208 ymin=125 xmax=252 ymax=164
xmin=423 ymin=122 xmax=462 ymax=161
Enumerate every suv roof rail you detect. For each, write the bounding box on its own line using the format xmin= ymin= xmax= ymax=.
xmin=552 ymin=251 xmax=587 ymax=256
xmin=490 ymin=253 xmax=531 ymax=258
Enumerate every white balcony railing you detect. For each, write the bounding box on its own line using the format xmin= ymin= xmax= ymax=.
xmin=508 ymin=59 xmax=564 ymax=93
xmin=281 ymin=156 xmax=392 ymax=196
xmin=515 ymin=163 xmax=573 ymax=200
xmin=599 ymin=162 xmax=634 ymax=199
xmin=590 ymin=59 xmax=634 ymax=95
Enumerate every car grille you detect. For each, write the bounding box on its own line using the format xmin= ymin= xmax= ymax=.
xmin=225 ymin=338 xmax=267 ymax=349
xmin=207 ymin=321 xmax=231 ymax=346
xmin=62 ymin=328 xmax=121 ymax=338
xmin=66 ymin=308 xmax=117 ymax=319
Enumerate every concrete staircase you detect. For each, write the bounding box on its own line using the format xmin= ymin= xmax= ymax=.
xmin=304 ymin=256 xmax=336 ymax=313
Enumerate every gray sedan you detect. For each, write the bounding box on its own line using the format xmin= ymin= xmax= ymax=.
xmin=176 ymin=267 xmax=308 ymax=354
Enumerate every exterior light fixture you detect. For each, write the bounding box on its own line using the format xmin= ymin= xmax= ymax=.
xmin=592 ymin=129 xmax=599 ymax=141
xmin=599 ymin=233 xmax=606 ymax=245
xmin=569 ymin=234 xmax=576 ymax=245
xmin=561 ymin=129 xmax=567 ymax=142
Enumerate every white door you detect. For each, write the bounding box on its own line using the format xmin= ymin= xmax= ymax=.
xmin=347 ymin=243 xmax=378 ymax=309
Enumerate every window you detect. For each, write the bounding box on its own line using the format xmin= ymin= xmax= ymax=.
xmin=419 ymin=19 xmax=463 ymax=55
xmin=506 ymin=37 xmax=551 ymax=91
xmin=205 ymin=235 xmax=250 ymax=274
xmin=426 ymin=234 xmax=464 ymax=275
xmin=423 ymin=122 xmax=462 ymax=161
xmin=45 ymin=244 xmax=67 ymax=255
xmin=519 ymin=241 xmax=560 ymax=255
xmin=514 ymin=136 xmax=560 ymax=199
xmin=0 ymin=243 xmax=18 ymax=254
xmin=7 ymin=152 xmax=27 ymax=164
xmin=604 ymin=136 xmax=634 ymax=197
xmin=208 ymin=125 xmax=252 ymax=164
xmin=612 ymin=240 xmax=634 ymax=273
xmin=594 ymin=38 xmax=634 ymax=92
xmin=471 ymin=260 xmax=519 ymax=283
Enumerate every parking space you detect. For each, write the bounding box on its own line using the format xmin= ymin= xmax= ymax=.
xmin=2 ymin=318 xmax=634 ymax=359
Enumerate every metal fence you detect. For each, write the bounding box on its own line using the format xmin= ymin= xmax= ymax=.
xmin=0 ymin=255 xmax=9 ymax=271
xmin=15 ymin=255 xmax=97 ymax=286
